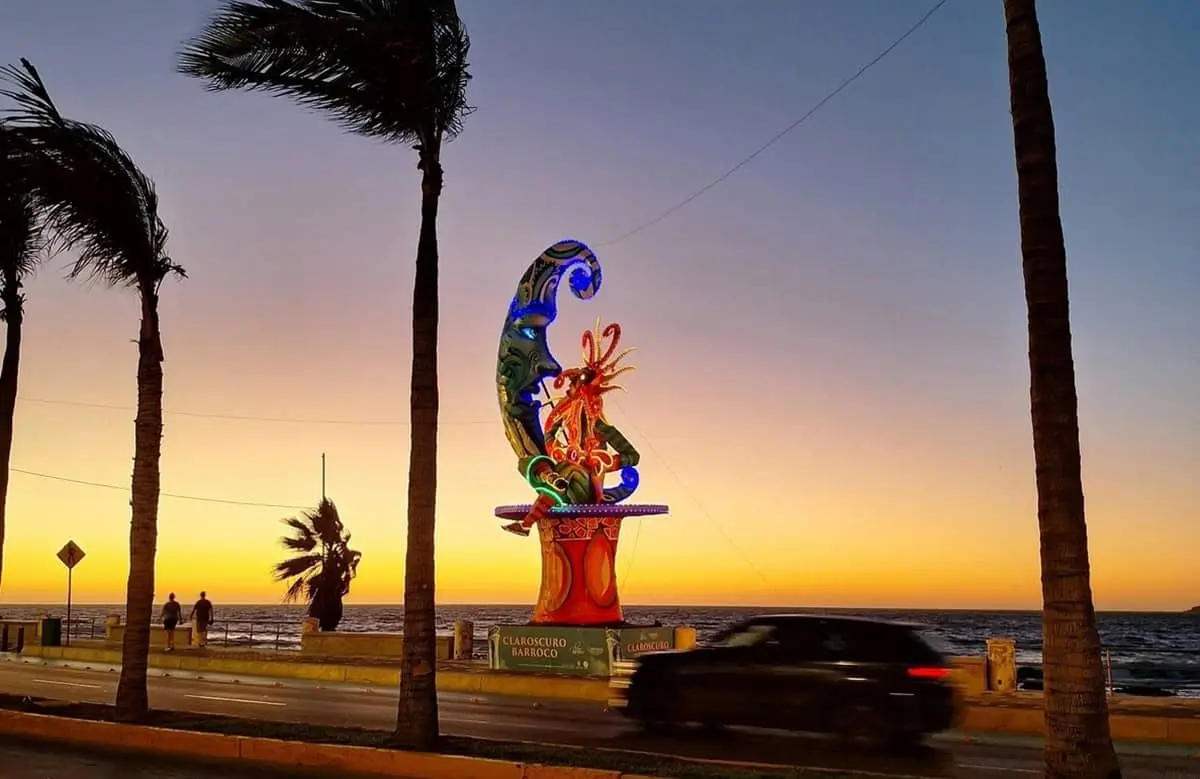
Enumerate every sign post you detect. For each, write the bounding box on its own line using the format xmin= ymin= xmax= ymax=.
xmin=56 ymin=541 xmax=86 ymax=646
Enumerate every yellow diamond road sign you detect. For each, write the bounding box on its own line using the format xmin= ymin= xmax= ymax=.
xmin=57 ymin=540 xmax=85 ymax=570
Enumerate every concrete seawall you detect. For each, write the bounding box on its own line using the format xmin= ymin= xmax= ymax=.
xmin=17 ymin=642 xmax=1200 ymax=745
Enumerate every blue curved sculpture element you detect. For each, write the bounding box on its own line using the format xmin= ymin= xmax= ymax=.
xmin=495 ymin=240 xmax=602 ymax=467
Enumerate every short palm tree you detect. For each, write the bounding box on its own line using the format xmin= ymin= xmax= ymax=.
xmin=1002 ymin=1 xmax=1121 ymax=776
xmin=0 ymin=59 xmax=185 ymax=722
xmin=0 ymin=122 xmax=48 ymax=598
xmin=274 ymin=498 xmax=362 ymax=631
xmin=179 ymin=0 xmax=472 ymax=747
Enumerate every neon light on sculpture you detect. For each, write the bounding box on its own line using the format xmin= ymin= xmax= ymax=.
xmin=495 ymin=240 xmax=668 ymax=626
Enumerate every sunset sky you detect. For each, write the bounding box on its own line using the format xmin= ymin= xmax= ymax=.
xmin=0 ymin=1 xmax=1195 ymax=610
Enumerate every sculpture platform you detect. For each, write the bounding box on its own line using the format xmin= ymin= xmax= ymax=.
xmin=494 ymin=503 xmax=668 ymax=625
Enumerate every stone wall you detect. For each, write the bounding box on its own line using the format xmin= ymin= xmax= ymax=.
xmin=300 ymin=631 xmax=454 ymax=660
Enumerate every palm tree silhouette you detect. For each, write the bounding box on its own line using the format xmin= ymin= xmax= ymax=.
xmin=274 ymin=498 xmax=362 ymax=632
xmin=1002 ymin=1 xmax=1120 ymax=776
xmin=179 ymin=0 xmax=472 ymax=747
xmin=0 ymin=121 xmax=48 ymax=599
xmin=1 ymin=59 xmax=185 ymax=722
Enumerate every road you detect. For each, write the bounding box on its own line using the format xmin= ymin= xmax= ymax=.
xmin=0 ymin=657 xmax=1197 ymax=778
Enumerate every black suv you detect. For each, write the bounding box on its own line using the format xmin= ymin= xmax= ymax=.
xmin=611 ymin=614 xmax=958 ymax=747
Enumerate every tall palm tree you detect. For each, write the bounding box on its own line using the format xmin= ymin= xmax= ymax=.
xmin=1002 ymin=2 xmax=1121 ymax=777
xmin=274 ymin=498 xmax=362 ymax=631
xmin=0 ymin=123 xmax=48 ymax=597
xmin=179 ymin=0 xmax=472 ymax=747
xmin=0 ymin=60 xmax=185 ymax=722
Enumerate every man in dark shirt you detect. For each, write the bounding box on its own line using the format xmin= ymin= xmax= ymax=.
xmin=189 ymin=592 xmax=214 ymax=648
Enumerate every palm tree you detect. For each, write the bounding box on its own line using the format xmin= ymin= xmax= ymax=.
xmin=0 ymin=122 xmax=48 ymax=598
xmin=274 ymin=498 xmax=362 ymax=631
xmin=1002 ymin=2 xmax=1121 ymax=777
xmin=0 ymin=60 xmax=184 ymax=722
xmin=179 ymin=0 xmax=472 ymax=747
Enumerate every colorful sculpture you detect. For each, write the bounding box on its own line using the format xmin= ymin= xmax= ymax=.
xmin=542 ymin=320 xmax=641 ymax=505
xmin=495 ymin=240 xmax=667 ymax=626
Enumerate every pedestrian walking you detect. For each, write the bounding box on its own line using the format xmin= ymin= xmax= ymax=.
xmin=189 ymin=591 xmax=214 ymax=648
xmin=160 ymin=593 xmax=182 ymax=651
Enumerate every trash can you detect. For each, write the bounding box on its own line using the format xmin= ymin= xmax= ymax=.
xmin=40 ymin=617 xmax=62 ymax=647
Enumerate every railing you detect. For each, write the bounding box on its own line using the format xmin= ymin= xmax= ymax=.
xmin=64 ymin=617 xmax=100 ymax=643
xmin=53 ymin=617 xmax=294 ymax=651
xmin=211 ymin=620 xmax=293 ymax=651
xmin=1013 ymin=642 xmax=1200 ymax=697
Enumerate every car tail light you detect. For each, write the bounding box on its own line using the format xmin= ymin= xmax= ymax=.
xmin=907 ymin=666 xmax=951 ymax=680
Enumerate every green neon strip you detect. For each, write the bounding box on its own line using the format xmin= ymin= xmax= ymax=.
xmin=524 ymin=455 xmax=553 ymax=488
xmin=534 ymin=487 xmax=566 ymax=507
xmin=525 ymin=455 xmax=566 ymax=506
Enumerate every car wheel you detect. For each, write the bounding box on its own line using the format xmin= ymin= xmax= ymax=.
xmin=883 ymin=729 xmax=924 ymax=754
xmin=629 ymin=684 xmax=674 ymax=732
xmin=831 ymin=702 xmax=875 ymax=743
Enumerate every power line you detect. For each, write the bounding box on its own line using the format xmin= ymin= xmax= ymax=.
xmin=17 ymin=396 xmax=493 ymax=427
xmin=595 ymin=0 xmax=949 ymax=247
xmin=607 ymin=396 xmax=775 ymax=589
xmin=10 ymin=467 xmax=307 ymax=510
xmin=618 ymin=515 xmax=645 ymax=592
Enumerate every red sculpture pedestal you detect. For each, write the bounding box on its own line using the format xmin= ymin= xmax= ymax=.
xmin=495 ymin=503 xmax=669 ymax=626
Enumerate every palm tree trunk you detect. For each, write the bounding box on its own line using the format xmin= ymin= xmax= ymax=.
xmin=395 ymin=147 xmax=443 ymax=748
xmin=0 ymin=280 xmax=23 ymax=597
xmin=115 ymin=284 xmax=165 ymax=722
xmin=1003 ymin=2 xmax=1121 ymax=777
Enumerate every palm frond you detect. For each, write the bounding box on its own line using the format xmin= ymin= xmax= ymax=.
xmin=280 ymin=534 xmax=316 ymax=552
xmin=310 ymin=497 xmax=344 ymax=546
xmin=0 ymin=125 xmax=49 ymax=307
xmin=275 ymin=497 xmax=362 ymax=603
xmin=272 ymin=552 xmax=322 ymax=581
xmin=281 ymin=515 xmax=314 ymax=535
xmin=340 ymin=547 xmax=362 ymax=595
xmin=0 ymin=59 xmax=181 ymax=288
xmin=283 ymin=572 xmax=311 ymax=603
xmin=178 ymin=0 xmax=473 ymax=146
xmin=279 ymin=515 xmax=318 ymax=552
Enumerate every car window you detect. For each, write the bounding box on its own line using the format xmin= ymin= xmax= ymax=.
xmin=713 ymin=623 xmax=775 ymax=648
xmin=809 ymin=622 xmax=945 ymax=663
xmin=762 ymin=621 xmax=822 ymax=661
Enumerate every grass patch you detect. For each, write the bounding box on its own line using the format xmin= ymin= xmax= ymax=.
xmin=0 ymin=694 xmax=853 ymax=779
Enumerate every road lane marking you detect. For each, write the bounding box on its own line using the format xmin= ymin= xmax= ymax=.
xmin=448 ymin=716 xmax=584 ymax=732
xmin=32 ymin=679 xmax=102 ymax=689
xmin=958 ymin=767 xmax=1038 ymax=775
xmin=184 ymin=694 xmax=286 ymax=707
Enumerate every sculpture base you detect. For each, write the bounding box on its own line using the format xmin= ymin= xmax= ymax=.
xmin=487 ymin=623 xmax=678 ymax=677
xmin=494 ymin=503 xmax=668 ymax=626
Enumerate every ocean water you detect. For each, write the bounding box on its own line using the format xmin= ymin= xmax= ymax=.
xmin=4 ymin=604 xmax=1197 ymax=694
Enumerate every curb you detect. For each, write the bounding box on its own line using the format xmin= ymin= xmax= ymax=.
xmin=0 ymin=709 xmax=635 ymax=779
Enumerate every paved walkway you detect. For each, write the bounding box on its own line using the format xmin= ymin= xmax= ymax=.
xmin=0 ymin=738 xmax=304 ymax=779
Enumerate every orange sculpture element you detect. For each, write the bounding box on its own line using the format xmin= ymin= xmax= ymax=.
xmin=494 ymin=507 xmax=631 ymax=625
xmin=541 ymin=321 xmax=636 ymax=502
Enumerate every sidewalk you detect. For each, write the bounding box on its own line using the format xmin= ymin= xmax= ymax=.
xmin=0 ymin=736 xmax=308 ymax=778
